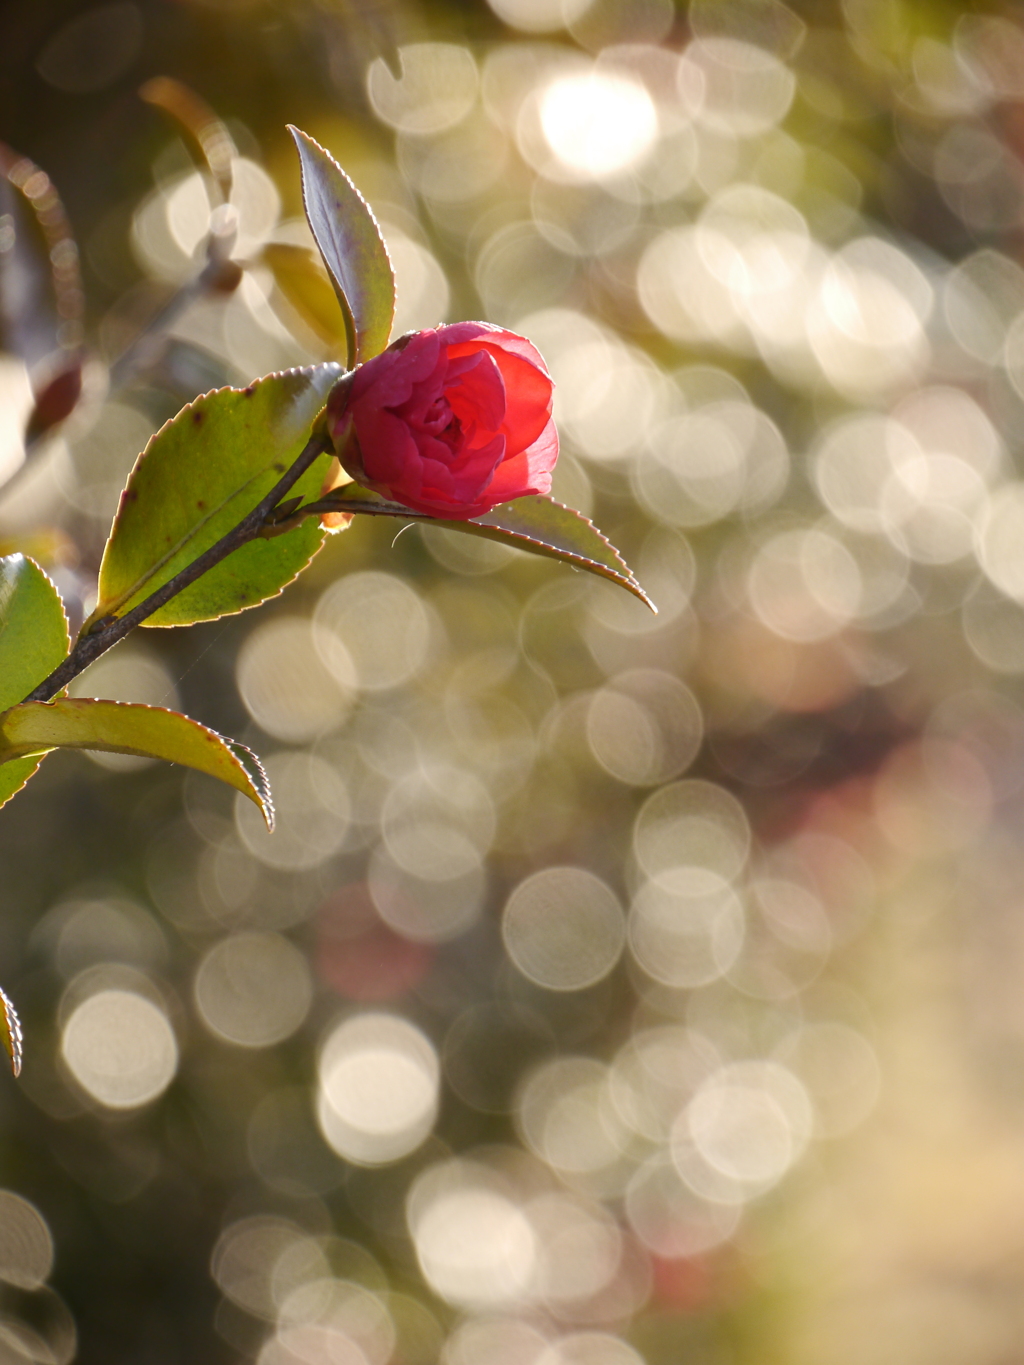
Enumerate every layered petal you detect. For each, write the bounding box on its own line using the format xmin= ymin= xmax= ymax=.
xmin=326 ymin=322 xmax=557 ymax=518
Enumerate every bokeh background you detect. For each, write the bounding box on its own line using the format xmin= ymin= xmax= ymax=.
xmin=4 ymin=0 xmax=1024 ymax=1361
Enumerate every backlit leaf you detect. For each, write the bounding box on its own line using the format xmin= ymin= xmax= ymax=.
xmin=0 ymin=529 xmax=77 ymax=569
xmin=263 ymin=242 xmax=350 ymax=352
xmin=323 ymin=487 xmax=656 ymax=611
xmin=0 ymin=987 xmax=23 ymax=1078
xmin=0 ymin=554 xmax=70 ymax=809
xmin=92 ymin=364 xmax=342 ymax=629
xmin=0 ymin=698 xmax=274 ymax=829
xmin=139 ymin=77 xmax=236 ymax=203
xmin=289 ymin=127 xmax=395 ymax=365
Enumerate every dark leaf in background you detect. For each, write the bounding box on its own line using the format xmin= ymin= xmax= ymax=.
xmin=0 ymin=144 xmax=83 ymax=437
xmin=139 ymin=77 xmax=236 ymax=203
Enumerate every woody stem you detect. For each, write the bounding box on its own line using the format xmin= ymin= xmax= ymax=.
xmin=23 ymin=429 xmax=332 ymax=704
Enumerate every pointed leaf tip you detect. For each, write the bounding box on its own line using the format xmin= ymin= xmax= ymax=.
xmin=0 ymin=987 xmax=22 ymax=1078
xmin=288 ymin=127 xmax=395 ymax=365
xmin=472 ymin=497 xmax=657 ymax=612
xmin=226 ymin=739 xmax=275 ymax=831
xmin=0 ymin=699 xmax=274 ymax=828
xmin=320 ymin=487 xmax=656 ymax=611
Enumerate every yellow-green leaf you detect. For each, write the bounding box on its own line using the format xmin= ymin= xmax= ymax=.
xmin=0 ymin=698 xmax=274 ymax=828
xmin=289 ymin=127 xmax=395 ymax=365
xmin=0 ymin=554 xmax=71 ymax=809
xmin=324 ymin=487 xmax=656 ymax=611
xmin=263 ymin=242 xmax=350 ymax=352
xmin=92 ymin=364 xmax=342 ymax=629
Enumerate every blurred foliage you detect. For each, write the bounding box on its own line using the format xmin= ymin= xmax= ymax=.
xmin=7 ymin=1 xmax=1024 ymax=1364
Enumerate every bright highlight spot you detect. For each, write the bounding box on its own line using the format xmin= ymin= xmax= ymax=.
xmin=62 ymin=989 xmax=178 ymax=1109
xmin=537 ymin=1332 xmax=645 ymax=1365
xmin=236 ymin=617 xmax=356 ymax=743
xmin=318 ymin=1013 xmax=439 ymax=1165
xmin=681 ymin=37 xmax=796 ymax=135
xmin=539 ymin=71 xmax=658 ymax=178
xmin=212 ymin=1216 xmax=304 ymax=1318
xmin=517 ymin=1057 xmax=627 ymax=1177
xmin=527 ymin=1193 xmax=623 ymax=1308
xmin=977 ymin=483 xmax=1024 ymax=599
xmin=367 ymin=43 xmax=479 ymax=135
xmin=407 ymin=1161 xmax=537 ymax=1308
xmin=315 ymin=572 xmax=433 ymax=692
xmin=273 ymin=1277 xmax=396 ymax=1365
xmin=633 ymin=780 xmax=751 ymax=881
xmin=681 ymin=1060 xmax=812 ymax=1193
xmin=629 ymin=868 xmax=745 ymax=988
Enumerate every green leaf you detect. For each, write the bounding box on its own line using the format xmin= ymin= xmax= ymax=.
xmin=324 ymin=487 xmax=657 ymax=612
xmin=0 ymin=986 xmax=23 ymax=1078
xmin=0 ymin=754 xmax=47 ymax=811
xmin=0 ymin=698 xmax=274 ymax=829
xmin=288 ymin=127 xmax=395 ymax=365
xmin=0 ymin=554 xmax=71 ymax=809
xmin=263 ymin=243 xmax=350 ymax=352
xmin=93 ymin=364 xmax=342 ymax=629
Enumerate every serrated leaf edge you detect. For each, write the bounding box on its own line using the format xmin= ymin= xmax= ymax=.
xmin=0 ymin=552 xmax=72 ymax=676
xmin=0 ymin=699 xmax=275 ymax=829
xmin=473 ymin=498 xmax=655 ymax=611
xmin=0 ymin=985 xmax=23 ymax=1078
xmin=225 ymin=738 xmax=275 ymax=831
xmin=288 ymin=126 xmax=395 ymax=364
xmin=0 ymin=555 xmax=71 ymax=807
xmin=324 ymin=488 xmax=656 ymax=612
xmin=92 ymin=363 xmax=341 ymax=626
xmin=0 ymin=755 xmax=48 ymax=812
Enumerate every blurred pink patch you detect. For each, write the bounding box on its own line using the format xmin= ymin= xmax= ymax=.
xmin=315 ymin=884 xmax=433 ymax=1000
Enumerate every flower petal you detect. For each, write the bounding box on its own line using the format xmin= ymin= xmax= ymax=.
xmin=445 ymin=349 xmax=506 ymax=432
xmin=486 ymin=417 xmax=557 ymax=502
xmin=447 ymin=341 xmax=552 ymax=452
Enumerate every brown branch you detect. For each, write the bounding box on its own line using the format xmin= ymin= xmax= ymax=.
xmin=24 ymin=429 xmax=332 ymax=703
xmin=256 ymin=493 xmax=422 ymax=536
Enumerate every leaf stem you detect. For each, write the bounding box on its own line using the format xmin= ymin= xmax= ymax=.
xmin=107 ymin=253 xmax=242 ymax=392
xmin=23 ymin=428 xmax=332 ymax=703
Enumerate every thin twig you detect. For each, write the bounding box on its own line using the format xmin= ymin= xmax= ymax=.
xmin=107 ymin=250 xmax=241 ymax=392
xmin=260 ymin=493 xmax=418 ymax=534
xmin=23 ymin=429 xmax=332 ymax=703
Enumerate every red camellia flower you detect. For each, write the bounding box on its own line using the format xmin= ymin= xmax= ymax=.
xmin=325 ymin=321 xmax=558 ymax=519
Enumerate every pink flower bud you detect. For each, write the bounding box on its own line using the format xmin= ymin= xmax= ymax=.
xmin=325 ymin=322 xmax=558 ymax=519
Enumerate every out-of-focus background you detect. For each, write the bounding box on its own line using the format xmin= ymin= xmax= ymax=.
xmin=3 ymin=0 xmax=1024 ymax=1361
